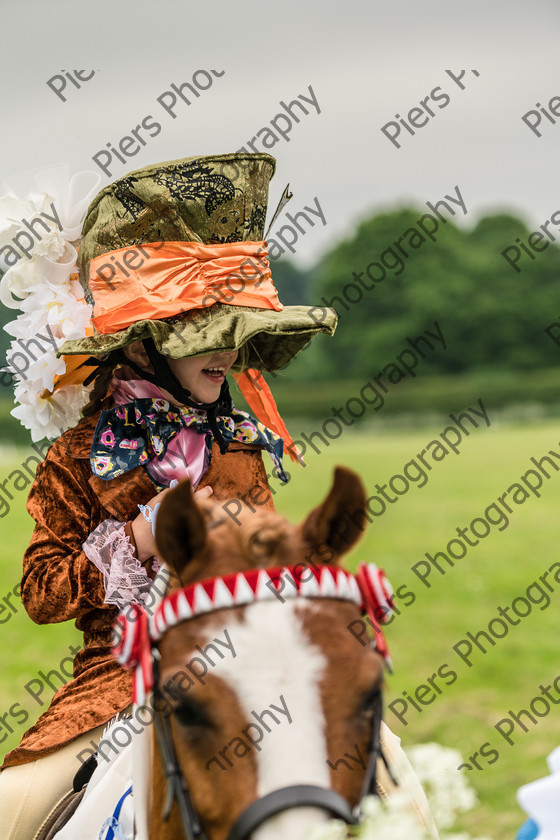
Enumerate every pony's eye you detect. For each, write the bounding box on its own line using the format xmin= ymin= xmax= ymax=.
xmin=360 ymin=686 xmax=382 ymax=717
xmin=173 ymin=697 xmax=212 ymax=729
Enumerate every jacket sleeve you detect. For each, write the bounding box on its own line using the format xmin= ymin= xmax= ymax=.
xmin=21 ymin=444 xmax=109 ymax=624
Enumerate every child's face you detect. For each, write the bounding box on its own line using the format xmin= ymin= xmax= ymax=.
xmin=167 ymin=350 xmax=239 ymax=404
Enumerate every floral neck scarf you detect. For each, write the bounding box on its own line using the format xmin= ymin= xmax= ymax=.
xmin=90 ymin=395 xmax=288 ymax=484
xmin=109 ymin=375 xmax=208 ymax=487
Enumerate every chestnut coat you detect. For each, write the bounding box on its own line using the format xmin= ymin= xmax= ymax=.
xmin=2 ymin=408 xmax=275 ymax=768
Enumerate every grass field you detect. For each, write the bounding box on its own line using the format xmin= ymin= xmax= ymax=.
xmin=0 ymin=413 xmax=559 ymax=839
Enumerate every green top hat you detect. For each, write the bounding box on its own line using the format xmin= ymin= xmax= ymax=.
xmin=60 ymin=152 xmax=336 ymax=371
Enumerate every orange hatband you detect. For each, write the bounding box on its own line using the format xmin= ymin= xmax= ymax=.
xmin=89 ymin=240 xmax=282 ymax=334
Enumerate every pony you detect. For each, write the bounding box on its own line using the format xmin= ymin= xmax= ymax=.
xmin=49 ymin=466 xmax=394 ymax=840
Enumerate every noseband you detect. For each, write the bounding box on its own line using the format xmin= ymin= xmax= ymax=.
xmin=225 ymin=690 xmax=386 ymax=840
xmin=113 ymin=563 xmax=395 ymax=840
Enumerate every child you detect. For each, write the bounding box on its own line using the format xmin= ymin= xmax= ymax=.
xmin=0 ymin=151 xmax=436 ymax=839
xmin=0 ymin=152 xmax=337 ymax=839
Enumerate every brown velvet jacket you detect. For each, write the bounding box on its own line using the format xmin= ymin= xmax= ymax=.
xmin=2 ymin=408 xmax=274 ymax=768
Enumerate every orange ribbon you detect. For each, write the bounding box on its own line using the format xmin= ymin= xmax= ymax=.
xmin=233 ymin=369 xmax=301 ymax=465
xmin=89 ymin=240 xmax=282 ymax=334
xmin=43 ymin=353 xmax=94 ymax=398
xmin=46 ymin=282 xmax=95 ymax=398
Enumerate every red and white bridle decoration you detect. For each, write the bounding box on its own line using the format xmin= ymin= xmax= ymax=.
xmin=112 ymin=563 xmax=395 ymax=704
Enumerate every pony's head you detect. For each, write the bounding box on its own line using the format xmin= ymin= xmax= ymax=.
xmin=149 ymin=466 xmax=387 ymax=840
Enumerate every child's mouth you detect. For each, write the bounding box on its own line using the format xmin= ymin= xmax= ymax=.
xmin=202 ymin=367 xmax=226 ymax=383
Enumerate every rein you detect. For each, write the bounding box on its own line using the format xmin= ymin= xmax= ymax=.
xmin=113 ymin=563 xmax=395 ymax=840
xmin=152 ymin=660 xmax=207 ymax=840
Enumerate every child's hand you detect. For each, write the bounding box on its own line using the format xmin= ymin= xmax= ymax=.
xmin=131 ymin=484 xmax=213 ymax=563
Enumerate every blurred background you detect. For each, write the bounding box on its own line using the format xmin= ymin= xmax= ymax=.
xmin=1 ymin=2 xmax=559 ymax=837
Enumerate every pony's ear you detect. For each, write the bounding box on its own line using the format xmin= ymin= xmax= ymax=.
xmin=155 ymin=480 xmax=207 ymax=575
xmin=301 ymin=466 xmax=367 ymax=559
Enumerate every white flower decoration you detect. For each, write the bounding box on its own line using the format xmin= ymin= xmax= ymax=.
xmin=0 ymin=167 xmax=101 ymax=442
xmin=0 ymin=194 xmax=33 ymax=251
xmin=304 ymin=742 xmax=491 ymax=840
xmin=11 ymin=384 xmax=91 ymax=442
xmin=406 ymin=743 xmax=478 ymax=830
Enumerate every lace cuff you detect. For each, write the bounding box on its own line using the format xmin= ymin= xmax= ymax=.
xmin=83 ymin=519 xmax=154 ymax=608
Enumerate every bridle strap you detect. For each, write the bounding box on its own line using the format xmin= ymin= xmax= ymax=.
xmin=226 ymin=785 xmax=357 ymax=840
xmin=357 ymin=692 xmax=384 ymax=805
xmin=152 ymin=669 xmax=208 ymax=840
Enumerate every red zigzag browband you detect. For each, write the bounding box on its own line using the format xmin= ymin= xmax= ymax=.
xmin=112 ymin=563 xmax=394 ymax=704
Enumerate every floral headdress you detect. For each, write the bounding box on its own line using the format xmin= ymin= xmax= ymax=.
xmin=0 ymin=167 xmax=101 ymax=441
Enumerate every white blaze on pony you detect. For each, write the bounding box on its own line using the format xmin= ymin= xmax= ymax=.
xmin=200 ymin=600 xmax=332 ymax=839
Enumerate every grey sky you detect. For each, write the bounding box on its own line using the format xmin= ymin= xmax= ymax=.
xmin=1 ymin=0 xmax=559 ymax=266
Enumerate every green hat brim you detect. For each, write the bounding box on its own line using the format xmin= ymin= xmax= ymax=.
xmin=59 ymin=304 xmax=337 ymax=372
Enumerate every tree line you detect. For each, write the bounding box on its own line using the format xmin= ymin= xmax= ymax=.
xmin=286 ymin=209 xmax=560 ymax=382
